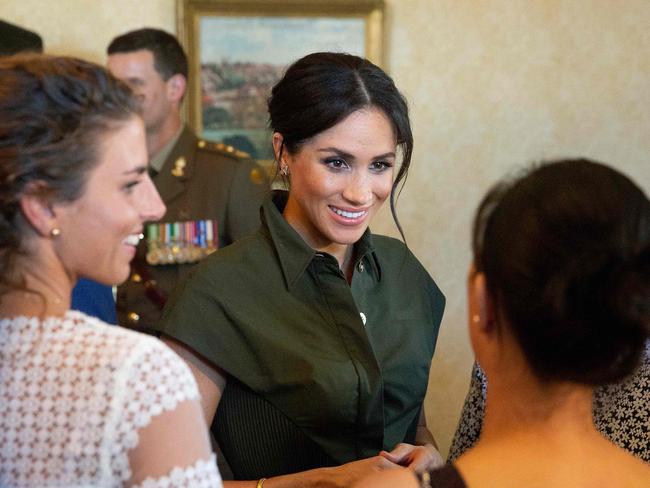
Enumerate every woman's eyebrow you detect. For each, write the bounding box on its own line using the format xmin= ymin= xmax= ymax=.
xmin=122 ymin=165 xmax=148 ymax=175
xmin=317 ymin=147 xmax=396 ymax=160
xmin=318 ymin=147 xmax=355 ymax=159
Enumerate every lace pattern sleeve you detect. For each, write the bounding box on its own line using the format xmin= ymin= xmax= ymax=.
xmin=106 ymin=335 xmax=220 ymax=486
xmin=0 ymin=313 xmax=221 ymax=486
xmin=133 ymin=454 xmax=221 ymax=488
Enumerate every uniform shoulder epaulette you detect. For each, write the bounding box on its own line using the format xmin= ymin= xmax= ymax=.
xmin=196 ymin=139 xmax=250 ymax=159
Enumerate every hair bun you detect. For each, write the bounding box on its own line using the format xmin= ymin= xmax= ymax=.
xmin=539 ymin=245 xmax=650 ymax=384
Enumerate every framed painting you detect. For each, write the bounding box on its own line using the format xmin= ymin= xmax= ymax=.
xmin=177 ymin=0 xmax=385 ymax=161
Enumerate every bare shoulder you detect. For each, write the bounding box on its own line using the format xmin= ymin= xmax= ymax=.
xmin=353 ymin=468 xmax=420 ymax=488
xmin=607 ymin=446 xmax=650 ymax=486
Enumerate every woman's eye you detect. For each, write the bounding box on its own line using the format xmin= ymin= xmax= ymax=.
xmin=324 ymin=158 xmax=349 ymax=170
xmin=123 ymin=180 xmax=141 ymax=194
xmin=370 ymin=160 xmax=393 ymax=172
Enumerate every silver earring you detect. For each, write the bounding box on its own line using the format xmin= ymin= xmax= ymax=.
xmin=50 ymin=228 xmax=61 ymax=237
xmin=280 ymin=164 xmax=289 ymax=176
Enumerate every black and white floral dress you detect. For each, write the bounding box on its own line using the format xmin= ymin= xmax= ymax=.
xmin=448 ymin=341 xmax=650 ymax=462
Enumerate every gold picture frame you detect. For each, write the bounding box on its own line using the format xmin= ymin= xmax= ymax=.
xmin=176 ymin=0 xmax=385 ymax=161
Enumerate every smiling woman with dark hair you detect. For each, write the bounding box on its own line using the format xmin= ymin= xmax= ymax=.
xmin=355 ymin=158 xmax=650 ymax=488
xmin=156 ymin=52 xmax=446 ymax=488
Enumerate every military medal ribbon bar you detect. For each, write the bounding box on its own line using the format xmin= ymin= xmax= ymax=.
xmin=145 ymin=220 xmax=218 ymax=265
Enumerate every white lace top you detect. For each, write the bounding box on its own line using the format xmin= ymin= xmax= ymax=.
xmin=0 ymin=311 xmax=223 ymax=487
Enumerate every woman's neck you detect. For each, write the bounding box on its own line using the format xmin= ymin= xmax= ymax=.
xmin=480 ymin=378 xmax=596 ymax=442
xmin=475 ymin=324 xmax=598 ymax=444
xmin=0 ymin=255 xmax=72 ymax=319
xmin=455 ymin=377 xmax=643 ymax=487
xmin=282 ymin=198 xmax=354 ymax=277
xmin=316 ymin=242 xmax=355 ymax=282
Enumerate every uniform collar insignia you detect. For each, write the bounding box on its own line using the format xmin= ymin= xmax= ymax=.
xmin=171 ymin=156 xmax=186 ymax=177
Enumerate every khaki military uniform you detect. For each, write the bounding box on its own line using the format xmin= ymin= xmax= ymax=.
xmin=117 ymin=126 xmax=269 ymax=331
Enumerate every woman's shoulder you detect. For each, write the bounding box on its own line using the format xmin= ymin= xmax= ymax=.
xmin=371 ymin=234 xmax=430 ymax=271
xmin=371 ymin=234 xmax=445 ymax=301
xmin=371 ymin=233 xmax=408 ymax=252
xmin=189 ymin=230 xmax=276 ymax=282
xmin=606 ymin=444 xmax=650 ymax=485
xmin=371 ymin=235 xmax=420 ymax=271
xmin=571 ymin=439 xmax=650 ymax=487
xmin=66 ymin=310 xmax=159 ymax=345
xmin=64 ymin=311 xmax=188 ymax=370
xmin=66 ymin=313 xmax=199 ymax=415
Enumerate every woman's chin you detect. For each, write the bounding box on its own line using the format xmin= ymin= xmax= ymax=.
xmin=82 ymin=268 xmax=129 ymax=288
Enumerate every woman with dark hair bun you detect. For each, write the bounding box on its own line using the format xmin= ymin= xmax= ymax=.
xmin=356 ymin=159 xmax=650 ymax=487
xmin=157 ymin=52 xmax=446 ymax=487
xmin=0 ymin=54 xmax=222 ymax=486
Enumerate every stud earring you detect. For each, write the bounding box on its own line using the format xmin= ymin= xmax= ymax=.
xmin=50 ymin=228 xmax=61 ymax=237
xmin=472 ymin=314 xmax=480 ymax=323
xmin=280 ymin=164 xmax=289 ymax=176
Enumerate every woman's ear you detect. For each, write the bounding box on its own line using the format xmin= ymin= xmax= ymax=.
xmin=19 ymin=184 xmax=58 ymax=238
xmin=467 ymin=266 xmax=498 ymax=360
xmin=272 ymin=132 xmax=284 ymax=163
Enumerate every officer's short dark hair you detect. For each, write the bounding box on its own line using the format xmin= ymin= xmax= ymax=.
xmin=473 ymin=159 xmax=650 ymax=385
xmin=0 ymin=20 xmax=43 ymax=56
xmin=268 ymin=52 xmax=413 ymax=239
xmin=107 ymin=28 xmax=188 ymax=81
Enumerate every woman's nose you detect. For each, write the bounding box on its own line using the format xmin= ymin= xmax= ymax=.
xmin=139 ymin=176 xmax=166 ymax=222
xmin=342 ymin=173 xmax=372 ymax=206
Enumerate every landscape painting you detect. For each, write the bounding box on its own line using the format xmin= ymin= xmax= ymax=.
xmin=198 ymin=15 xmax=366 ymax=160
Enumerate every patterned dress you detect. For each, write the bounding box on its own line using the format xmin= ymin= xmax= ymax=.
xmin=448 ymin=341 xmax=650 ymax=462
xmin=0 ymin=311 xmax=222 ymax=487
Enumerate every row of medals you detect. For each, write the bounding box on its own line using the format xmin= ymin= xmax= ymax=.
xmin=145 ymin=220 xmax=218 ymax=266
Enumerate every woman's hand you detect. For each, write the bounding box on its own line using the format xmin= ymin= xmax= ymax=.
xmin=313 ymin=455 xmax=402 ymax=488
xmin=379 ymin=443 xmax=444 ymax=473
xmin=351 ymin=467 xmax=420 ymax=488
xmin=257 ymin=456 xmax=402 ymax=488
xmin=378 ymin=406 xmax=444 ymax=473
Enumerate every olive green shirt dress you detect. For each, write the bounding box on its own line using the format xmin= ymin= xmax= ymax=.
xmin=158 ymin=191 xmax=445 ymax=478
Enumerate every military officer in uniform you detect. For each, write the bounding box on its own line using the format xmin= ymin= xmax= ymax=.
xmin=107 ymin=28 xmax=269 ymax=332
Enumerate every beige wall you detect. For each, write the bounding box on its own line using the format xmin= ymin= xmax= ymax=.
xmin=0 ymin=1 xmax=175 ymax=63
xmin=2 ymin=0 xmax=649 ymax=457
xmin=379 ymin=0 xmax=650 ymax=456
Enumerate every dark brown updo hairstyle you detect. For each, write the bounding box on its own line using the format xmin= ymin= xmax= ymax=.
xmin=0 ymin=54 xmax=140 ymax=295
xmin=473 ymin=159 xmax=650 ymax=385
xmin=268 ymin=52 xmax=413 ymax=237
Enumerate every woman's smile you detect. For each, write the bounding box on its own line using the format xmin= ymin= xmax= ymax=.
xmin=279 ymin=107 xmax=396 ymax=265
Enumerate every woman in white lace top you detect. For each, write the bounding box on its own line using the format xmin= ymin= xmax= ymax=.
xmin=0 ymin=54 xmax=223 ymax=487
